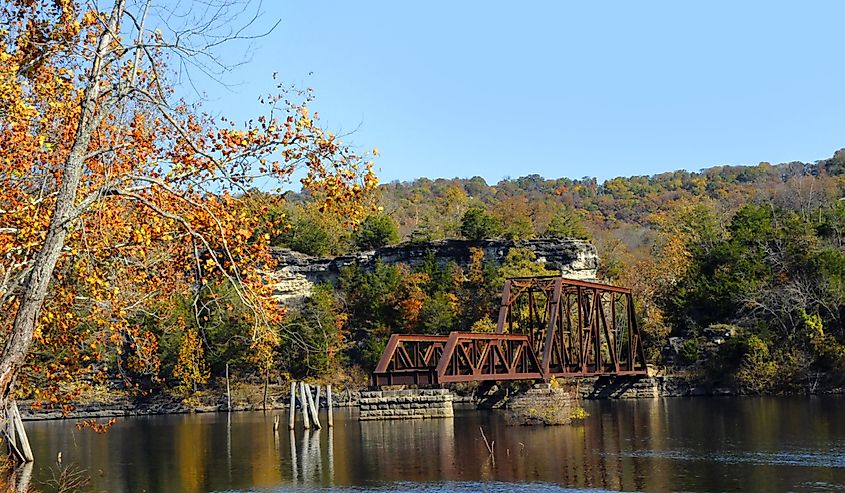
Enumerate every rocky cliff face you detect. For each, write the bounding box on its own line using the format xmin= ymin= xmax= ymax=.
xmin=267 ymin=238 xmax=599 ymax=305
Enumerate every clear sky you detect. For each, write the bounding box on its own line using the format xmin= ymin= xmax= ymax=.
xmin=192 ymin=1 xmax=845 ymax=184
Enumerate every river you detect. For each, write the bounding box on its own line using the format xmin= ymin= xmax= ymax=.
xmin=21 ymin=396 xmax=845 ymax=492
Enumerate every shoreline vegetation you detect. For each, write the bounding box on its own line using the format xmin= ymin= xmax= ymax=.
xmin=19 ymin=375 xmax=845 ymax=422
xmin=7 ymin=16 xmax=845 ymax=414
xmin=16 ymin=148 xmax=845 ymax=418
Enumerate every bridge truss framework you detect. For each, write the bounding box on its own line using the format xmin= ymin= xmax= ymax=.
xmin=373 ymin=276 xmax=647 ymax=386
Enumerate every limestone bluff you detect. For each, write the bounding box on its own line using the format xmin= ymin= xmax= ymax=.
xmin=267 ymin=238 xmax=599 ymax=306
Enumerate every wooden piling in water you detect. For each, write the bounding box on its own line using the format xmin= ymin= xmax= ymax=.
xmin=4 ymin=402 xmax=32 ymax=464
xmin=289 ymin=429 xmax=297 ymax=482
xmin=299 ymin=382 xmax=311 ymax=429
xmin=305 ymin=384 xmax=321 ymax=429
xmin=225 ymin=363 xmax=231 ymax=412
xmin=11 ymin=403 xmax=32 ymax=463
xmin=288 ymin=381 xmax=296 ymax=430
xmin=15 ymin=461 xmax=33 ymax=493
xmin=327 ymin=384 xmax=333 ymax=427
xmin=6 ymin=408 xmax=17 ymax=456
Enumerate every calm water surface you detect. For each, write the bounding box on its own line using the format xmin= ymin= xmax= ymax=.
xmin=22 ymin=396 xmax=845 ymax=492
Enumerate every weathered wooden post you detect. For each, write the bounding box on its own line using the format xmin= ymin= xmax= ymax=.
xmin=327 ymin=427 xmax=334 ymax=480
xmin=6 ymin=407 xmax=17 ymax=458
xmin=15 ymin=461 xmax=33 ymax=493
xmin=315 ymin=385 xmax=321 ymax=410
xmin=299 ymin=382 xmax=311 ymax=429
xmin=327 ymin=384 xmax=334 ymax=427
xmin=305 ymin=383 xmax=321 ymax=429
xmin=289 ymin=429 xmax=298 ymax=482
xmin=288 ymin=381 xmax=296 ymax=430
xmin=5 ymin=402 xmax=32 ymax=463
xmin=225 ymin=362 xmax=231 ymax=412
xmin=11 ymin=403 xmax=32 ymax=463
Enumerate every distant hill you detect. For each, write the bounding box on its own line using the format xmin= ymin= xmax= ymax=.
xmin=377 ymin=149 xmax=845 ymax=241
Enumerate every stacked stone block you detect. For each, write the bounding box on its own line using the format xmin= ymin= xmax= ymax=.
xmin=507 ymin=384 xmax=574 ymax=409
xmin=506 ymin=383 xmax=575 ymax=425
xmin=358 ymin=389 xmax=454 ymax=421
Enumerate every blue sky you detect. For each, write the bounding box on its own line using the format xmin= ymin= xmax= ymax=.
xmin=191 ymin=1 xmax=845 ymax=184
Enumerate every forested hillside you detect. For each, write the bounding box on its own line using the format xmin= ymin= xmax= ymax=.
xmin=13 ymin=140 xmax=845 ymax=405
xmin=273 ymin=149 xmax=845 ymax=393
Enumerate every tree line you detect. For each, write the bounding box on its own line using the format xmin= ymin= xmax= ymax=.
xmin=5 ymin=0 xmax=845 ymax=416
xmin=276 ymin=150 xmax=845 ymax=393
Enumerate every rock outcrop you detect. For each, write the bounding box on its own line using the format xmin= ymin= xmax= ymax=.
xmin=268 ymin=238 xmax=599 ymax=305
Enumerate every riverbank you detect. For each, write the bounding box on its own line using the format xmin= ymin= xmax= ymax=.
xmin=18 ymin=382 xmax=363 ymax=421
xmin=18 ymin=375 xmax=845 ymax=421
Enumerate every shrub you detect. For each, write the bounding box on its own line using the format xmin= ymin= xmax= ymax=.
xmin=735 ymin=334 xmax=778 ymax=393
xmin=569 ymin=406 xmax=590 ymax=421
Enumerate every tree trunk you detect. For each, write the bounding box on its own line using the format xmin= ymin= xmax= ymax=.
xmin=263 ymin=368 xmax=269 ymax=411
xmin=0 ymin=0 xmax=127 ymax=412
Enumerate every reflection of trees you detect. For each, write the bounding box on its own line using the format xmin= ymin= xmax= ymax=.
xmin=357 ymin=416 xmax=458 ymax=482
xmin=19 ymin=400 xmax=845 ymax=491
xmin=176 ymin=416 xmax=206 ymax=492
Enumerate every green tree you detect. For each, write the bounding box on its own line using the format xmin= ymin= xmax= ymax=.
xmin=457 ymin=247 xmax=500 ymax=329
xmin=273 ymin=204 xmax=352 ymax=256
xmin=461 ymin=207 xmax=501 ymax=240
xmin=544 ymin=209 xmax=590 ymax=239
xmin=354 ymin=214 xmax=400 ymax=250
xmin=419 ymin=291 xmax=458 ymax=334
xmin=283 ymin=217 xmax=333 ymax=256
xmin=496 ymin=248 xmax=556 ymax=282
xmin=337 ymin=261 xmax=402 ymax=363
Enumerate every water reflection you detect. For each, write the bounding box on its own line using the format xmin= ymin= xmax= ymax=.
xmin=21 ymin=396 xmax=845 ymax=492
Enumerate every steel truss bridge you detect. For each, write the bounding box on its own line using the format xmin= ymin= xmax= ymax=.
xmin=373 ymin=276 xmax=647 ymax=386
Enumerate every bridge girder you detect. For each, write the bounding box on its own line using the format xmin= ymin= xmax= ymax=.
xmin=372 ymin=276 xmax=647 ymax=387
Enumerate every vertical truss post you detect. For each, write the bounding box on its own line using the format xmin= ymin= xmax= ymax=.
xmin=540 ymin=277 xmax=563 ymax=378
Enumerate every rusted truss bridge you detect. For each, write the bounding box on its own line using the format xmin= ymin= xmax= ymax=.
xmin=373 ymin=276 xmax=647 ymax=386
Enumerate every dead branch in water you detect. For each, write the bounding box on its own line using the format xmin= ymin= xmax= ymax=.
xmin=479 ymin=426 xmax=495 ymax=466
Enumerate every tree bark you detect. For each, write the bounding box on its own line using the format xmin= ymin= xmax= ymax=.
xmin=0 ymin=0 xmax=127 ymax=412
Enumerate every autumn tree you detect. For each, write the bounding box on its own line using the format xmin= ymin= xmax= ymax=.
xmin=173 ymin=329 xmax=209 ymax=393
xmin=0 ymin=0 xmax=376 ymax=418
xmin=490 ymin=196 xmax=534 ymax=240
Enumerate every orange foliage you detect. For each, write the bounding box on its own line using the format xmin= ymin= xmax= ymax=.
xmin=0 ymin=1 xmax=377 ymax=408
